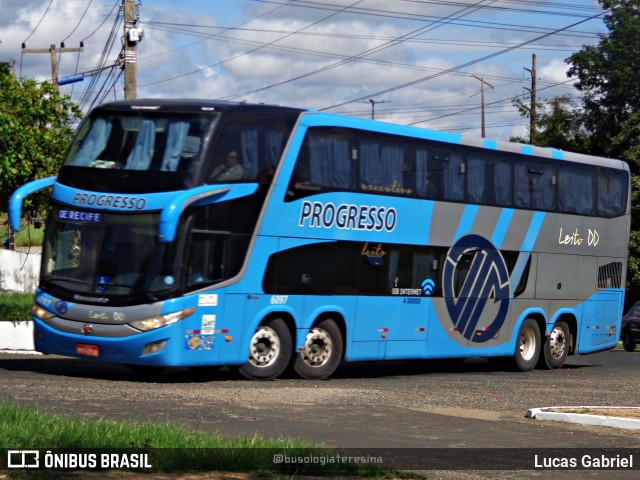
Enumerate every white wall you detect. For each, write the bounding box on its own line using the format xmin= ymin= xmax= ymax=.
xmin=0 ymin=249 xmax=41 ymax=293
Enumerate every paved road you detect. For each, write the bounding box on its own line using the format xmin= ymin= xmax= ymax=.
xmin=0 ymin=350 xmax=639 ymax=478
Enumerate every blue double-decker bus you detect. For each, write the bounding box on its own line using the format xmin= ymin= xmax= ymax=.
xmin=9 ymin=99 xmax=630 ymax=379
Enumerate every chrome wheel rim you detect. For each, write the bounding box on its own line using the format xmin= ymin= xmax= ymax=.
xmin=301 ymin=327 xmax=332 ymax=367
xmin=248 ymin=326 xmax=280 ymax=367
xmin=519 ymin=325 xmax=537 ymax=361
xmin=548 ymin=325 xmax=566 ymax=360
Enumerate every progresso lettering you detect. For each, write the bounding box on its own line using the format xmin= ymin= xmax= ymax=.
xmin=72 ymin=193 xmax=147 ymax=210
xmin=299 ymin=200 xmax=397 ymax=232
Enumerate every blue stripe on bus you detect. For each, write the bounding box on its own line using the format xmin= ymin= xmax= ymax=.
xmin=522 ymin=211 xmax=546 ymax=251
xmin=453 ymin=204 xmax=479 ymax=241
xmin=483 ymin=139 xmax=497 ymax=150
xmin=509 ymin=211 xmax=546 ymax=294
xmin=491 ymin=208 xmax=514 ymax=249
xmin=551 ymin=149 xmax=564 ymax=160
xmin=521 ymin=145 xmax=534 ymax=156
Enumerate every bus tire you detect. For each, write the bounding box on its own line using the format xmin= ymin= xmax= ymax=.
xmin=294 ymin=318 xmax=343 ymax=380
xmin=513 ymin=318 xmax=541 ymax=371
xmin=238 ymin=318 xmax=292 ymax=380
xmin=537 ymin=321 xmax=570 ymax=369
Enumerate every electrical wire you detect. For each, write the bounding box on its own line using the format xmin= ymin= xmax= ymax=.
xmin=62 ymin=0 xmax=94 ymax=45
xmin=19 ymin=0 xmax=56 ymax=79
xmin=141 ymin=0 xmax=369 ymax=89
xmin=219 ymin=0 xmax=501 ymax=101
xmin=321 ymin=8 xmax=608 ymax=112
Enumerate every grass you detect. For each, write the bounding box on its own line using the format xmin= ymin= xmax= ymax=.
xmin=0 ymin=292 xmax=34 ymax=321
xmin=0 ymin=213 xmax=44 ymax=248
xmin=0 ymin=403 xmax=408 ymax=479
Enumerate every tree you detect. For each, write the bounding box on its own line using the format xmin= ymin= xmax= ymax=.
xmin=0 ymin=62 xmax=82 ymax=219
xmin=511 ymin=95 xmax=591 ymax=153
xmin=567 ymin=0 xmax=640 ymax=160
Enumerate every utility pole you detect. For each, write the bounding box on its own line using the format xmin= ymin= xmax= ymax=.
xmin=470 ymin=75 xmax=494 ymax=138
xmin=363 ymin=99 xmax=390 ymax=120
xmin=21 ymin=43 xmax=83 ymax=93
xmin=124 ymin=0 xmax=143 ymax=99
xmin=524 ymin=54 xmax=537 ymax=144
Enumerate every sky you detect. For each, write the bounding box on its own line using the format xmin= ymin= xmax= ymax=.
xmin=0 ymin=0 xmax=608 ymax=141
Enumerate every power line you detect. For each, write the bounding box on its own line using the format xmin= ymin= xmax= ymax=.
xmin=320 ymin=8 xmax=608 ymax=111
xmin=141 ymin=0 xmax=369 ymax=89
xmin=219 ymin=0 xmax=501 ymax=101
xmin=62 ymin=0 xmax=94 ymax=45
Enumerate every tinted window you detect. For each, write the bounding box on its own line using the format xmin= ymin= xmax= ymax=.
xmin=286 ymin=126 xmax=627 ymax=218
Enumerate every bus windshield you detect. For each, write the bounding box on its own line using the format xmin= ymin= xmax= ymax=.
xmin=42 ymin=205 xmax=179 ymax=304
xmin=59 ymin=106 xmax=300 ymax=193
xmin=64 ymin=111 xmax=213 ymax=173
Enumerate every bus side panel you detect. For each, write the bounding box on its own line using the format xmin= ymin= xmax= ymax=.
xmin=535 ymin=254 xmax=597 ymax=300
xmin=577 ymin=290 xmax=624 ymax=354
xmin=353 ymin=295 xmax=429 ymax=360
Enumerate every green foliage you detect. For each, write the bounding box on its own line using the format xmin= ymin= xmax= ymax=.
xmin=0 ymin=213 xmax=44 ymax=248
xmin=0 ymin=292 xmax=34 ymax=321
xmin=0 ymin=62 xmax=82 ymax=218
xmin=511 ymin=95 xmax=591 ymax=152
xmin=0 ymin=403 xmax=400 ymax=478
xmin=567 ymin=0 xmax=640 ymax=159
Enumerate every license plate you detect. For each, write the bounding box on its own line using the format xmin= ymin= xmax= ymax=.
xmin=76 ymin=344 xmax=100 ymax=357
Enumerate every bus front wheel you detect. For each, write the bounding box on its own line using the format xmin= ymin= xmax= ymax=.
xmin=238 ymin=318 xmax=292 ymax=380
xmin=294 ymin=319 xmax=343 ymax=379
xmin=537 ymin=321 xmax=570 ymax=369
xmin=513 ymin=318 xmax=541 ymax=371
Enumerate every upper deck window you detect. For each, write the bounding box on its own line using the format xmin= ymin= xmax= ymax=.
xmin=206 ymin=114 xmax=297 ymax=184
xmin=65 ymin=112 xmax=213 ymax=173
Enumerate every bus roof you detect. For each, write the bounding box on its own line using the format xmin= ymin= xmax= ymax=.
xmin=94 ymin=98 xmax=307 ymax=116
xmin=92 ymin=99 xmax=628 ymax=172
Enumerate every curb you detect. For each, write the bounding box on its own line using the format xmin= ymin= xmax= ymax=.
xmin=527 ymin=406 xmax=640 ymax=430
xmin=0 ymin=321 xmax=36 ymax=353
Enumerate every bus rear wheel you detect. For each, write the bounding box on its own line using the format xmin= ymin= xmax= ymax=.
xmin=238 ymin=318 xmax=292 ymax=380
xmin=537 ymin=321 xmax=570 ymax=369
xmin=513 ymin=318 xmax=541 ymax=371
xmin=294 ymin=319 xmax=343 ymax=379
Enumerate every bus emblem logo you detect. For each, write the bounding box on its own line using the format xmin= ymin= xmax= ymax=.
xmin=443 ymin=234 xmax=510 ymax=343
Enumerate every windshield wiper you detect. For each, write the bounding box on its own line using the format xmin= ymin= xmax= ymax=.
xmin=97 ymin=282 xmax=160 ymax=303
xmin=44 ymin=275 xmax=91 ymax=287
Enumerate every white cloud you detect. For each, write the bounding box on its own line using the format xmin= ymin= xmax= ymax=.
xmin=0 ymin=0 xmax=605 ymax=141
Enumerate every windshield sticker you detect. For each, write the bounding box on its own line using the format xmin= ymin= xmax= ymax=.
xmin=198 ymin=294 xmax=218 ymax=307
xmin=298 ymin=200 xmax=397 ymax=232
xmin=96 ymin=275 xmax=110 ymax=292
xmin=201 ymin=315 xmax=216 ymax=335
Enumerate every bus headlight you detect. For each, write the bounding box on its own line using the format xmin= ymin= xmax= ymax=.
xmin=129 ymin=308 xmax=195 ymax=332
xmin=33 ymin=305 xmax=55 ymax=321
